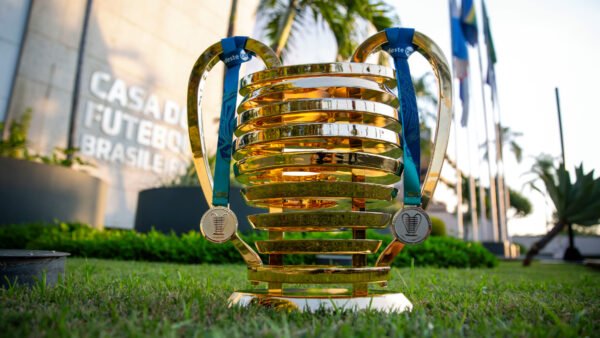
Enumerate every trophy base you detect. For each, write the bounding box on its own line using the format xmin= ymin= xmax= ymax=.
xmin=228 ymin=288 xmax=412 ymax=313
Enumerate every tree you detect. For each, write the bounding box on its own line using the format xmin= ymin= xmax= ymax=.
xmin=481 ymin=125 xmax=523 ymax=163
xmin=523 ymin=155 xmax=600 ymax=266
xmin=440 ymin=174 xmax=532 ymax=222
xmin=257 ymin=0 xmax=399 ymax=60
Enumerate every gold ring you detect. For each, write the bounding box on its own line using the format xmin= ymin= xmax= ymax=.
xmin=255 ymin=239 xmax=382 ymax=254
xmin=235 ymin=167 xmax=401 ymax=186
xmin=242 ymin=181 xmax=396 ymax=201
xmin=234 ymin=151 xmax=402 ymax=185
xmin=238 ymin=79 xmax=398 ymax=111
xmin=234 ymin=123 xmax=401 ymax=160
xmin=248 ymin=211 xmax=391 ymax=231
xmin=235 ymin=151 xmax=401 ymax=175
xmin=240 ymin=62 xmax=396 ymax=95
xmin=236 ymin=99 xmax=400 ymax=135
xmin=248 ymin=265 xmax=391 ymax=284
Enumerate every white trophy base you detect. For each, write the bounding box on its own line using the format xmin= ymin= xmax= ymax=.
xmin=228 ymin=288 xmax=413 ymax=313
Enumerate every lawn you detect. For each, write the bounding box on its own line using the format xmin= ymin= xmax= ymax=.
xmin=1 ymin=259 xmax=598 ymax=337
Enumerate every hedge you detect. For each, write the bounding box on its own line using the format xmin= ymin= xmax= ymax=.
xmin=0 ymin=222 xmax=497 ymax=268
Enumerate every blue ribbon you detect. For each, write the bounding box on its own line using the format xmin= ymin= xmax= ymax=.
xmin=383 ymin=28 xmax=422 ymax=206
xmin=213 ymin=37 xmax=251 ymax=206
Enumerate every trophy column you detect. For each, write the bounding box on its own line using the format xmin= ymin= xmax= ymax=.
xmin=233 ymin=62 xmax=406 ymax=311
xmin=187 ymin=28 xmax=453 ymax=312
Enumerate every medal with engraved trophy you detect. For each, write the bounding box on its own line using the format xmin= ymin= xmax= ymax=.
xmin=188 ymin=27 xmax=452 ymax=312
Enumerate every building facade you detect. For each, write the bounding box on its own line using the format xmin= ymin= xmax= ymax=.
xmin=1 ymin=0 xmax=259 ymax=227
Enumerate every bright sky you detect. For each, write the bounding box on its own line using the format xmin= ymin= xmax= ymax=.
xmin=389 ymin=0 xmax=600 ymax=235
xmin=252 ymin=0 xmax=600 ymax=236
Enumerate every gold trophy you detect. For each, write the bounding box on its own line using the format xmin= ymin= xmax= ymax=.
xmin=187 ymin=29 xmax=452 ymax=312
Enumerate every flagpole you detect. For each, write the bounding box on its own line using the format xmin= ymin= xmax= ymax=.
xmin=477 ymin=0 xmax=508 ymax=243
xmin=480 ymin=0 xmax=509 ymax=243
xmin=494 ymin=122 xmax=508 ymax=242
xmin=474 ymin=44 xmax=499 ymax=241
xmin=470 ymin=117 xmax=488 ymax=239
xmin=495 ymin=100 xmax=511 ymax=242
xmin=464 ymin=129 xmax=479 ymax=240
xmin=493 ymin=59 xmax=511 ymax=244
xmin=453 ymin=109 xmax=464 ymax=240
xmin=448 ymin=0 xmax=482 ymax=241
xmin=465 ymin=69 xmax=488 ymax=239
xmin=465 ymin=72 xmax=487 ymax=239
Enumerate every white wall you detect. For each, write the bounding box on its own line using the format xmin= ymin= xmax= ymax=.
xmin=8 ymin=0 xmax=260 ymax=228
xmin=0 ymin=0 xmax=30 ymax=120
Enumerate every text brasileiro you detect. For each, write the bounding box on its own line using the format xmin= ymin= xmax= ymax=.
xmin=80 ymin=71 xmax=190 ymax=175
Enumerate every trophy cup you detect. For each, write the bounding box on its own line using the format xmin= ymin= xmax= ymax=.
xmin=187 ymin=28 xmax=452 ymax=312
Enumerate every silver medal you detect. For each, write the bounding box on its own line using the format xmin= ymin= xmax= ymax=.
xmin=392 ymin=206 xmax=432 ymax=244
xmin=200 ymin=206 xmax=238 ymax=243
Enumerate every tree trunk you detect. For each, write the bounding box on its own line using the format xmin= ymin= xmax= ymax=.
xmin=222 ymin=0 xmax=238 ymax=85
xmin=226 ymin=0 xmax=237 ymax=38
xmin=522 ymin=222 xmax=566 ymax=266
xmin=273 ymin=0 xmax=297 ymax=57
xmin=563 ymin=223 xmax=584 ymax=261
xmin=567 ymin=223 xmax=575 ymax=248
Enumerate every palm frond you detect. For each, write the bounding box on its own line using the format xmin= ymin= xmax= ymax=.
xmin=256 ymin=0 xmax=399 ymax=61
xmin=529 ymin=155 xmax=600 ymax=226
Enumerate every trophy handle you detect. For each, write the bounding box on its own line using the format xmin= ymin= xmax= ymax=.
xmin=351 ymin=30 xmax=453 ymax=267
xmin=187 ymin=38 xmax=281 ymax=267
xmin=187 ymin=39 xmax=281 ymax=206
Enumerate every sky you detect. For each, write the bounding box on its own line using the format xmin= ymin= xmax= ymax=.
xmin=251 ymin=0 xmax=600 ymax=236
xmin=388 ymin=0 xmax=600 ymax=236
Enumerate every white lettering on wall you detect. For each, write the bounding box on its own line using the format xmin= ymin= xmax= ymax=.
xmin=81 ymin=71 xmax=189 ymax=178
xmin=106 ymin=78 xmax=128 ymax=107
xmin=90 ymin=71 xmax=110 ymax=100
xmin=143 ymin=95 xmax=161 ymax=120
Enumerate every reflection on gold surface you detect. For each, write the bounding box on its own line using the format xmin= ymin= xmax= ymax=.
xmin=187 ymin=38 xmax=281 ymax=274
xmin=189 ymin=29 xmax=451 ymax=307
xmin=242 ymin=181 xmax=396 ymax=199
xmin=236 ymin=167 xmax=401 ymax=186
xmin=239 ymin=62 xmax=397 ymax=95
xmin=352 ymin=31 xmax=453 ymax=269
xmin=233 ymin=123 xmax=402 ymax=162
xmin=234 ymin=152 xmax=402 ymax=185
xmin=247 ymin=211 xmax=391 ymax=231
xmin=236 ymin=98 xmax=400 ymax=135
xmin=239 ymin=82 xmax=398 ymax=111
xmin=248 ymin=265 xmax=390 ymax=284
xmin=255 ymin=239 xmax=381 ymax=254
xmin=352 ymin=31 xmax=453 ymax=209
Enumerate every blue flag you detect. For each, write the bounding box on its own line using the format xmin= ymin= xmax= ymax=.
xmin=450 ymin=0 xmax=471 ymax=127
xmin=482 ymin=0 xmax=498 ymax=103
xmin=461 ymin=0 xmax=478 ymax=46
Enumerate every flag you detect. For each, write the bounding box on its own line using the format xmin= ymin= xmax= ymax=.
xmin=459 ymin=77 xmax=470 ymax=127
xmin=450 ymin=0 xmax=471 ymax=127
xmin=460 ymin=0 xmax=478 ymax=46
xmin=482 ymin=0 xmax=498 ymax=103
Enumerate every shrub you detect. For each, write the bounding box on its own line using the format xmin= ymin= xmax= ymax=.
xmin=0 ymin=109 xmax=91 ymax=167
xmin=430 ymin=216 xmax=447 ymax=236
xmin=0 ymin=222 xmax=497 ymax=268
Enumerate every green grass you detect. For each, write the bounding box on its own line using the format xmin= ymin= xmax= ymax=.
xmin=1 ymin=259 xmax=598 ymax=337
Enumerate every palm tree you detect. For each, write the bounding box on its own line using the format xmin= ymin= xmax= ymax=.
xmin=257 ymin=0 xmax=399 ymax=60
xmin=440 ymin=174 xmax=531 ymax=220
xmin=523 ymin=155 xmax=600 ymax=266
xmin=226 ymin=0 xmax=238 ymax=37
xmin=481 ymin=125 xmax=523 ymax=163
